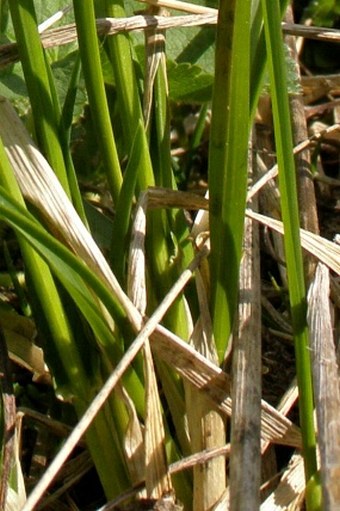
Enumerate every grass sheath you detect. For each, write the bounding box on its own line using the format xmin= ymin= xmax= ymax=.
xmin=209 ymin=0 xmax=251 ymax=360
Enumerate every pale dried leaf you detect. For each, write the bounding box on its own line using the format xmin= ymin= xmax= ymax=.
xmin=0 ymin=98 xmax=143 ymax=331
xmin=185 ymin=247 xmax=226 ymax=510
xmin=118 ymin=386 xmax=146 ymax=491
xmin=147 ymin=188 xmax=340 ymax=277
xmin=144 ymin=340 xmax=173 ymax=499
xmin=246 ymin=210 xmax=340 ymax=276
xmin=186 ymin=311 xmax=226 ymax=509
xmin=6 ymin=331 xmax=48 ymax=383
xmin=277 ymin=379 xmax=298 ymax=418
xmin=261 ymin=453 xmax=305 ymax=511
xmin=128 ymin=192 xmax=148 ymax=315
xmin=190 ymin=190 xmax=209 ymax=241
xmin=5 ymin=428 xmax=26 ymax=511
xmin=0 ymin=310 xmax=49 ymax=382
xmin=212 ymin=488 xmax=229 ymax=510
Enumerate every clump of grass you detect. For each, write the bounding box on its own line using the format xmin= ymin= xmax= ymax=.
xmin=1 ymin=0 xmax=339 ymax=510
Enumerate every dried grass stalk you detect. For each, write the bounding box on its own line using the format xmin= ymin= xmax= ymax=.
xmin=307 ymin=263 xmax=340 ymax=510
xmin=1 ymin=10 xmax=340 ymax=68
xmin=230 ymin=154 xmax=262 ymax=509
xmin=285 ymin=6 xmax=319 ymax=284
xmin=128 ymin=191 xmax=148 ymax=317
xmin=246 ymin=210 xmax=340 ymax=277
xmin=119 ymin=385 xmax=145 ymax=492
xmin=147 ymin=186 xmax=340 ymax=278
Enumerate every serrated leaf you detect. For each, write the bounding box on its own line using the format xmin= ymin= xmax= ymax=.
xmin=167 ymin=59 xmax=213 ymax=103
xmin=167 ymin=26 xmax=215 ymax=74
xmin=128 ymin=0 xmax=216 ymax=104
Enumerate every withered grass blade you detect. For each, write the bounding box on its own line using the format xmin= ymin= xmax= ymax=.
xmin=144 ymin=339 xmax=173 ymax=499
xmin=185 ymin=270 xmax=226 ymax=510
xmin=246 ymin=210 xmax=340 ymax=276
xmin=152 ymin=326 xmax=302 ymax=448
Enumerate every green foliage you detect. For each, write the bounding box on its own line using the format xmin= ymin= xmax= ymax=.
xmin=304 ymin=0 xmax=340 ymax=27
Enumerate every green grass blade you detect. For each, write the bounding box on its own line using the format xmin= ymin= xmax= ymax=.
xmin=0 ymin=134 xmax=85 ymax=397
xmin=149 ymin=55 xmax=173 ymax=188
xmin=61 ymin=52 xmax=82 ymax=137
xmin=0 ymin=182 xmax=144 ymax=496
xmin=103 ymin=1 xmax=147 ymax=148
xmin=8 ymin=0 xmax=70 ymax=195
xmin=72 ymin=0 xmax=122 ymax=204
xmin=209 ymin=0 xmax=251 ymax=360
xmin=8 ymin=1 xmax=87 ymax=224
xmin=55 ymin=53 xmax=89 ymax=226
xmin=250 ymin=0 xmax=290 ymax=121
xmin=260 ymin=0 xmax=318 ymax=502
xmin=0 ymin=187 xmax=126 ymax=337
